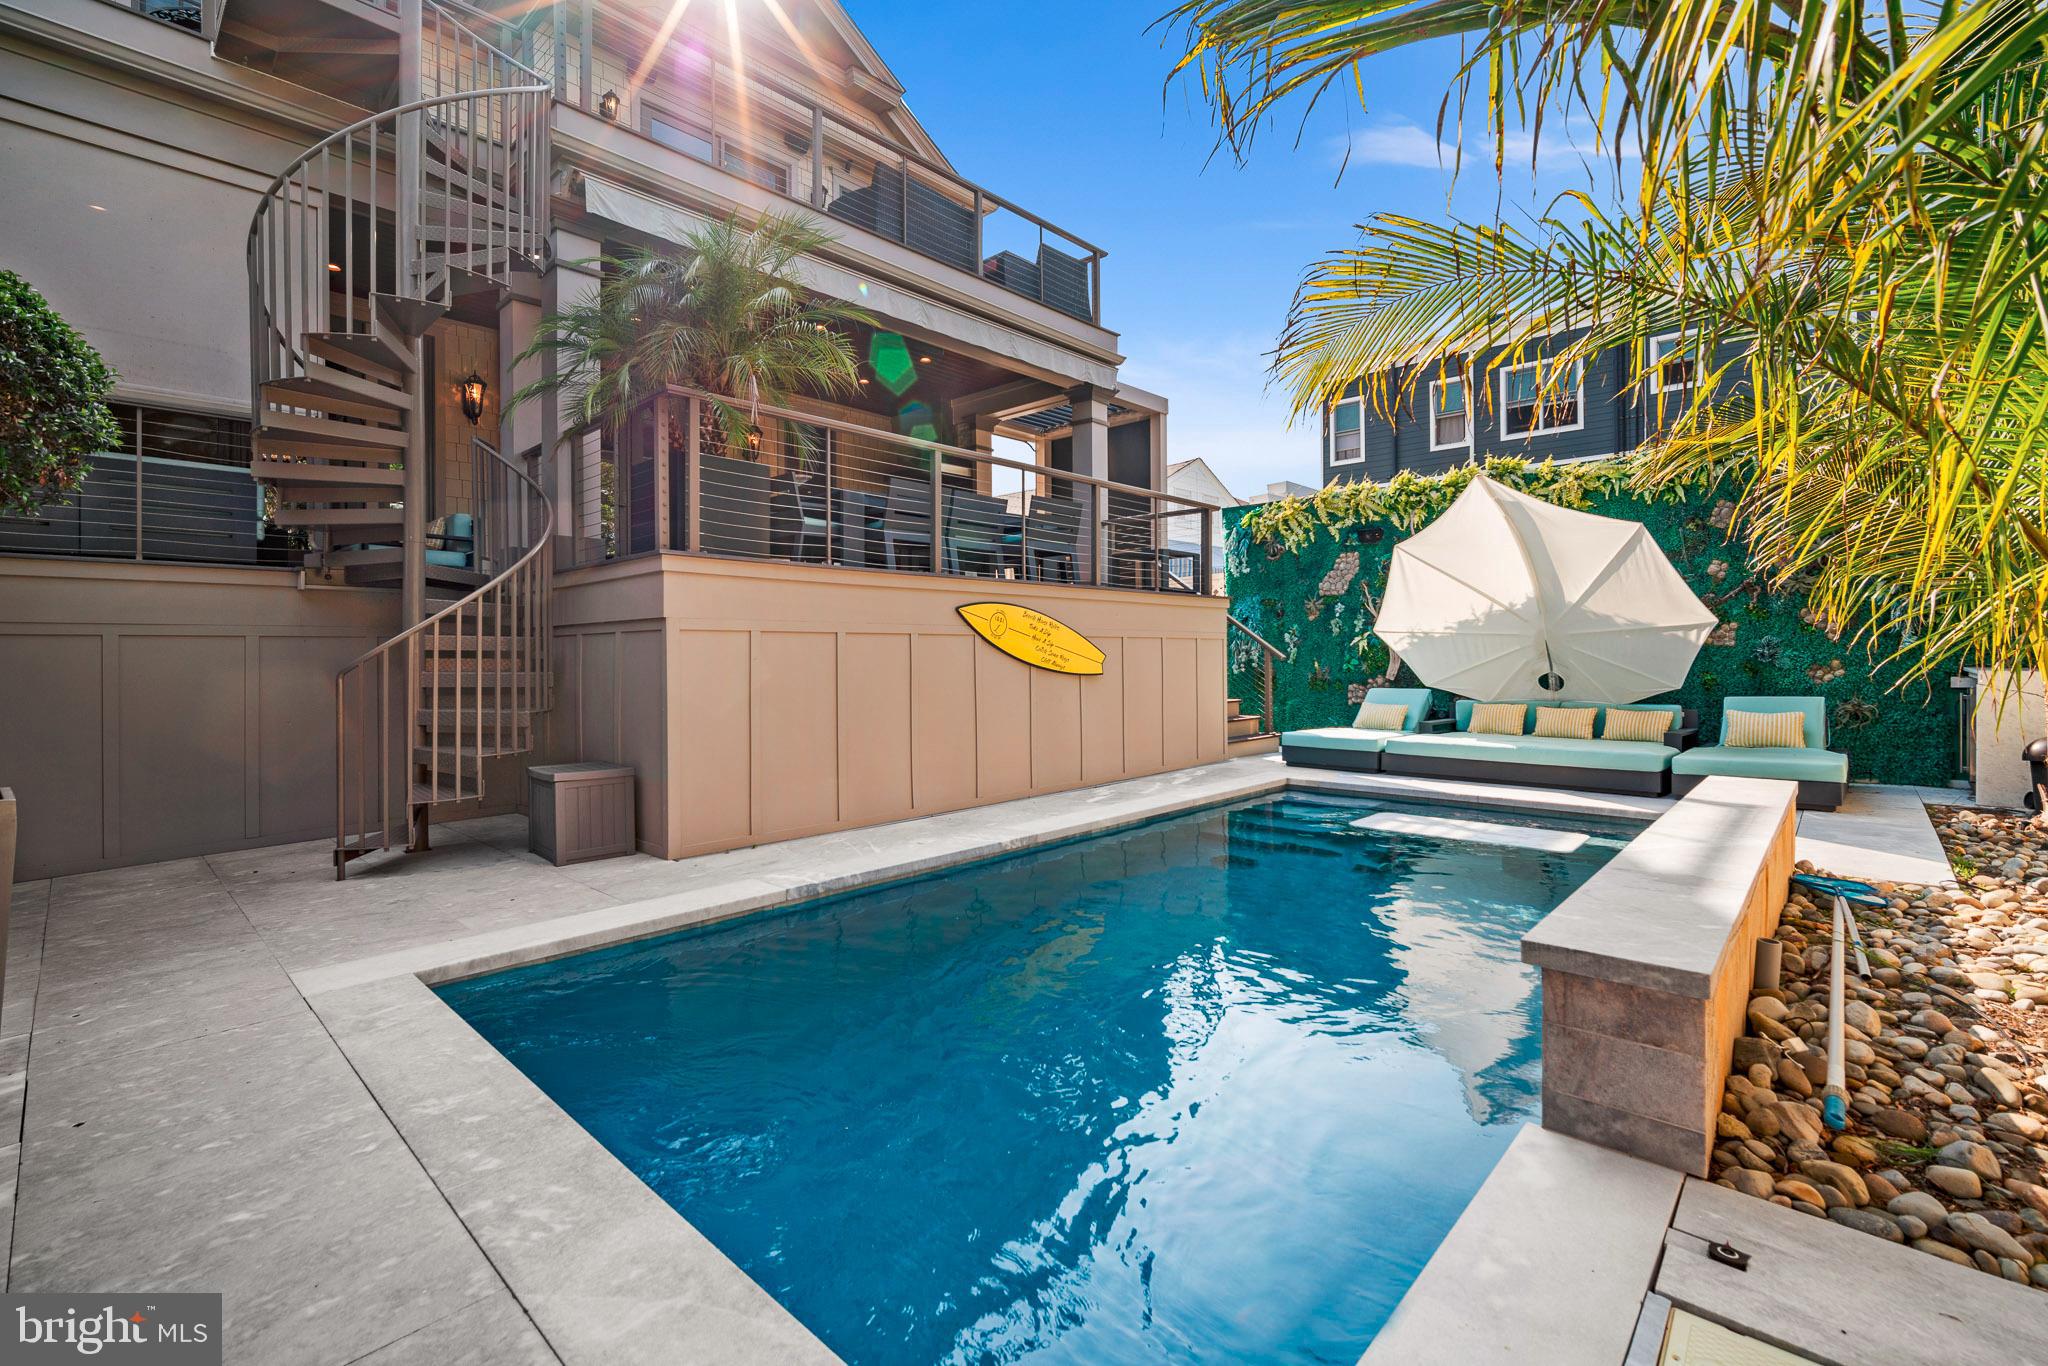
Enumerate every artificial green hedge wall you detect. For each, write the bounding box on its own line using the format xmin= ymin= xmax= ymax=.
xmin=1223 ymin=479 xmax=1962 ymax=786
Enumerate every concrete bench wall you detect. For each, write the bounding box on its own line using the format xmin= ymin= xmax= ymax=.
xmin=1523 ymin=775 xmax=1798 ymax=1174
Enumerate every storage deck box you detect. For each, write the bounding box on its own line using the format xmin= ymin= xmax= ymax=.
xmin=528 ymin=763 xmax=635 ymax=864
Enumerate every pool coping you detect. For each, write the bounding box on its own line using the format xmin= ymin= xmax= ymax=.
xmin=296 ymin=758 xmax=1667 ymax=1365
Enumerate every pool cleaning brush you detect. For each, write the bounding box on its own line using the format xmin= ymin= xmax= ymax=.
xmin=1824 ymin=893 xmax=1850 ymax=1131
xmin=1787 ymin=874 xmax=1883 ymax=1134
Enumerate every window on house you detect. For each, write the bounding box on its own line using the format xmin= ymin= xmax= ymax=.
xmin=721 ymin=144 xmax=789 ymax=195
xmin=1500 ymin=358 xmax=1583 ymax=437
xmin=135 ymin=0 xmax=202 ymax=34
xmin=1330 ymin=397 xmax=1363 ymax=464
xmin=1430 ymin=373 xmax=1469 ymax=449
xmin=1649 ymin=333 xmax=1702 ymax=393
xmin=648 ymin=114 xmax=715 ymax=164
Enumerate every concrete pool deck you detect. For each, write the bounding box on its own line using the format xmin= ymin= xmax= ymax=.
xmin=0 ymin=760 xmax=1971 ymax=1361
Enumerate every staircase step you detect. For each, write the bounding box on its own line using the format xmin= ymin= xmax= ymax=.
xmin=272 ymin=507 xmax=405 ymax=530
xmin=415 ymin=709 xmax=536 ymax=731
xmin=420 ymin=187 xmax=516 ymax=218
xmin=336 ymin=832 xmax=392 ymax=858
xmin=413 ymin=747 xmax=486 ymax=776
xmin=253 ymin=437 xmax=408 ymax=465
xmin=252 ymin=458 xmax=406 ymax=489
xmin=1226 ymin=733 xmax=1281 ymax=757
xmin=442 ymin=264 xmax=515 ymax=301
xmin=418 ymin=202 xmax=525 ymax=232
xmin=417 ymin=671 xmax=545 ymax=689
xmin=1227 ymin=697 xmax=1244 ymax=720
xmin=421 ymin=635 xmax=527 ymax=655
xmin=304 ymin=329 xmax=414 ymax=381
xmin=264 ymin=369 xmax=411 ymax=417
xmin=1227 ymin=714 xmax=1263 ymax=740
xmin=434 ymin=245 xmax=517 ymax=271
xmin=258 ymin=410 xmax=407 ymax=451
xmin=374 ymin=291 xmax=448 ymax=340
xmin=270 ymin=485 xmax=405 ymax=508
xmin=410 ymin=778 xmax=481 ymax=805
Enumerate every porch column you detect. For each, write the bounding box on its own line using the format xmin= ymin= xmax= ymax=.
xmin=1068 ymin=384 xmax=1110 ymax=584
xmin=541 ymin=229 xmax=603 ymax=561
xmin=965 ymin=416 xmax=998 ymax=495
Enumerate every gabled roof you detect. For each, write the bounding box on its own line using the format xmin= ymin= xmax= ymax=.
xmin=804 ymin=0 xmax=952 ymax=170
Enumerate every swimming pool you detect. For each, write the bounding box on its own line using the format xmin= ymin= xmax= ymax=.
xmin=442 ymin=795 xmax=1633 ymax=1364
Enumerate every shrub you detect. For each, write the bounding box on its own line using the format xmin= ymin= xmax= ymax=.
xmin=0 ymin=270 xmax=119 ymax=516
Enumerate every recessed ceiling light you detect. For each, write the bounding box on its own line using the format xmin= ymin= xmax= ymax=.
xmin=327 ymin=263 xmax=342 ymax=272
xmin=918 ymin=354 xmax=933 ymax=363
xmin=88 ymin=204 xmax=106 ymax=212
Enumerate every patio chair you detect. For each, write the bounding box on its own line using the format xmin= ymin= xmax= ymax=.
xmin=880 ymin=475 xmax=935 ymax=569
xmin=424 ymin=512 xmax=474 ymax=569
xmin=942 ymin=488 xmax=1018 ymax=577
xmin=1019 ymin=495 xmax=1083 ymax=582
xmin=769 ymin=474 xmax=829 ymax=563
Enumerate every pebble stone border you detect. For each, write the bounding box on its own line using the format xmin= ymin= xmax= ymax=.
xmin=1712 ymin=805 xmax=2048 ymax=1291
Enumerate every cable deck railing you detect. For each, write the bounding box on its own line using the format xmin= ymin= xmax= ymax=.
xmin=562 ymin=388 xmax=1217 ymax=595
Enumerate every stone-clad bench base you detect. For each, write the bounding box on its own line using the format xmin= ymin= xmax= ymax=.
xmin=1522 ymin=774 xmax=1798 ymax=1175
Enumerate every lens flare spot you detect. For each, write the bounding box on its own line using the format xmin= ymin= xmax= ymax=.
xmin=869 ymin=333 xmax=918 ymax=395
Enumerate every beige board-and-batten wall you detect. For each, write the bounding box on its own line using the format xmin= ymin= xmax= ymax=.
xmin=0 ymin=559 xmax=404 ymax=879
xmin=550 ymin=555 xmax=1229 ymax=860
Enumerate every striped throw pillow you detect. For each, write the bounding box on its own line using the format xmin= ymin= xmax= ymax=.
xmin=1726 ymin=710 xmax=1807 ymax=748
xmin=1532 ymin=706 xmax=1596 ymax=739
xmin=1354 ymin=701 xmax=1411 ymax=731
xmin=1467 ymin=702 xmax=1527 ymax=736
xmin=1602 ymin=708 xmax=1673 ymax=743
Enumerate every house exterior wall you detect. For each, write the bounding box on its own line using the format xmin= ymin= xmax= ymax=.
xmin=1322 ymin=332 xmax=1750 ymax=486
xmin=0 ymin=19 xmax=326 ymax=415
xmin=0 ymin=558 xmax=402 ymax=879
xmin=551 ymin=555 xmax=1227 ymax=861
xmin=0 ymin=0 xmax=1191 ymax=878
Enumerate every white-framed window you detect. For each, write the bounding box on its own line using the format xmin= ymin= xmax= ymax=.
xmin=1499 ymin=357 xmax=1584 ymax=437
xmin=1329 ymin=392 xmax=1363 ymax=464
xmin=1647 ymin=331 xmax=1703 ymax=394
xmin=646 ymin=110 xmax=715 ymax=163
xmin=1429 ymin=371 xmax=1470 ymax=450
xmin=720 ymin=142 xmax=790 ymax=195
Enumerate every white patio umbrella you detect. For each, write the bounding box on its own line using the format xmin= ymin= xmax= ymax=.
xmin=1373 ymin=475 xmax=1716 ymax=703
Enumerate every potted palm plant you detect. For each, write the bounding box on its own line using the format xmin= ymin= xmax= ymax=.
xmin=510 ymin=211 xmax=870 ymax=456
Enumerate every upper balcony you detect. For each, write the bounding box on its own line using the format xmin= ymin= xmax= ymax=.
xmin=520 ymin=2 xmax=1105 ymax=326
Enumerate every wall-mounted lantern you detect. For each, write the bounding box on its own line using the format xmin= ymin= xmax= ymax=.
xmin=459 ymin=372 xmax=487 ymax=425
xmin=598 ymin=89 xmax=621 ymax=121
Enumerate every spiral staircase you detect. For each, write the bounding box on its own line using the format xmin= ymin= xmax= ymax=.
xmin=239 ymin=1 xmax=556 ymax=876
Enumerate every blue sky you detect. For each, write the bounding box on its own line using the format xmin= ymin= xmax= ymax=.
xmin=844 ymin=1 xmax=1617 ymax=499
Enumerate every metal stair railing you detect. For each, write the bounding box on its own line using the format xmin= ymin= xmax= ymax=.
xmin=334 ymin=439 xmax=553 ymax=877
xmin=244 ymin=79 xmax=550 ymax=414
xmin=1227 ymin=613 xmax=1283 ymax=739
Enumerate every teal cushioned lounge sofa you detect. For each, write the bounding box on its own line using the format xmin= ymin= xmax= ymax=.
xmin=1279 ymin=688 xmax=1436 ymax=773
xmin=1378 ymin=700 xmax=1697 ymax=797
xmin=1669 ymin=696 xmax=1847 ymax=811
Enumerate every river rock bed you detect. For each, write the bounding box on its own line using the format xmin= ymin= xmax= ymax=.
xmin=1713 ymin=805 xmax=2048 ymax=1289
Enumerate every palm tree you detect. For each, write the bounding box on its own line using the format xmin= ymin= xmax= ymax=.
xmin=1160 ymin=1 xmax=2048 ymax=704
xmin=510 ymin=211 xmax=870 ymax=455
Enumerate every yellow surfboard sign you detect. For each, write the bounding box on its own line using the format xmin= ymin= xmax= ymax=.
xmin=956 ymin=602 xmax=1105 ymax=676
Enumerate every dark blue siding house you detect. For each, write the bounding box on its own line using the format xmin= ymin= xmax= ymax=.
xmin=1321 ymin=330 xmax=1747 ymax=485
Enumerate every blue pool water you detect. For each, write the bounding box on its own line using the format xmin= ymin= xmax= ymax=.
xmin=442 ymin=795 xmax=1631 ymax=1364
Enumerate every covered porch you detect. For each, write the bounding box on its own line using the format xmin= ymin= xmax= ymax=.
xmin=556 ymin=382 xmax=1209 ymax=594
